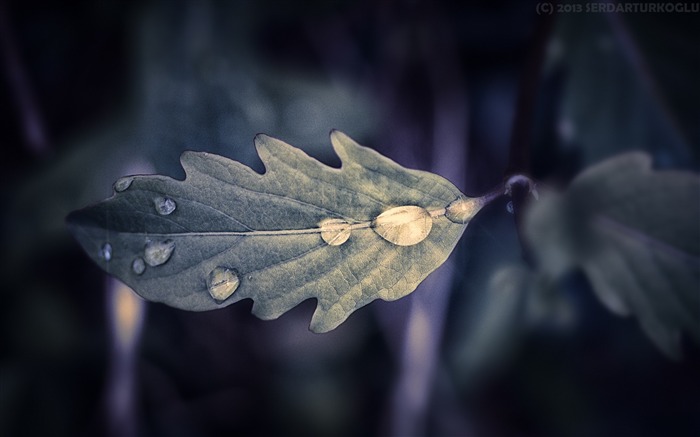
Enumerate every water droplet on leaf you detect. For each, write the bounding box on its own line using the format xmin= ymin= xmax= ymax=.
xmin=132 ymin=257 xmax=146 ymax=275
xmin=100 ymin=243 xmax=112 ymax=261
xmin=372 ymin=206 xmax=432 ymax=246
xmin=144 ymin=240 xmax=175 ymax=266
xmin=319 ymin=218 xmax=351 ymax=246
xmin=207 ymin=267 xmax=240 ymax=302
xmin=154 ymin=196 xmax=176 ymax=215
xmin=445 ymin=197 xmax=484 ymax=224
xmin=113 ymin=177 xmax=134 ymax=192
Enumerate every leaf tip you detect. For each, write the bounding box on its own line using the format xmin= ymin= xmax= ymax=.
xmin=329 ymin=130 xmax=359 ymax=165
xmin=309 ymin=303 xmax=347 ymax=333
xmin=180 ymin=149 xmax=205 ymax=162
xmin=253 ymin=133 xmax=297 ymax=170
xmin=64 ymin=206 xmax=95 ymax=235
xmin=179 ymin=150 xmax=209 ymax=178
xmin=252 ymin=132 xmax=272 ymax=144
xmin=64 ymin=209 xmax=79 ymax=226
xmin=329 ymin=129 xmax=350 ymax=143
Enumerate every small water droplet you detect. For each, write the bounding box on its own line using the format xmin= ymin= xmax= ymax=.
xmin=207 ymin=267 xmax=240 ymax=302
xmin=445 ymin=197 xmax=484 ymax=224
xmin=113 ymin=177 xmax=134 ymax=192
xmin=144 ymin=239 xmax=175 ymax=266
xmin=100 ymin=243 xmax=113 ymax=261
xmin=506 ymin=201 xmax=514 ymax=214
xmin=372 ymin=206 xmax=432 ymax=246
xmin=319 ymin=218 xmax=351 ymax=246
xmin=132 ymin=257 xmax=146 ymax=275
xmin=154 ymin=196 xmax=176 ymax=215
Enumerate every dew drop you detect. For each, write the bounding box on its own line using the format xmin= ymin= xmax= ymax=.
xmin=207 ymin=267 xmax=240 ymax=302
xmin=113 ymin=177 xmax=134 ymax=192
xmin=132 ymin=257 xmax=146 ymax=275
xmin=154 ymin=196 xmax=176 ymax=215
xmin=319 ymin=218 xmax=351 ymax=246
xmin=506 ymin=201 xmax=514 ymax=214
xmin=445 ymin=197 xmax=484 ymax=224
xmin=100 ymin=243 xmax=113 ymax=261
xmin=372 ymin=206 xmax=432 ymax=246
xmin=144 ymin=239 xmax=175 ymax=266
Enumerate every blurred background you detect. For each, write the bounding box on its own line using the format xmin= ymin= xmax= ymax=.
xmin=1 ymin=0 xmax=699 ymax=436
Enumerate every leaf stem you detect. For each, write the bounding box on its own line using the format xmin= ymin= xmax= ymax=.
xmin=0 ymin=2 xmax=50 ymax=156
xmin=505 ymin=7 xmax=556 ymax=177
xmin=504 ymin=7 xmax=556 ymax=265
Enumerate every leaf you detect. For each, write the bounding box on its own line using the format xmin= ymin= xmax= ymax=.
xmin=525 ymin=152 xmax=700 ymax=358
xmin=548 ymin=13 xmax=693 ymax=166
xmin=454 ymin=265 xmax=531 ymax=381
xmin=67 ymin=131 xmax=495 ymax=332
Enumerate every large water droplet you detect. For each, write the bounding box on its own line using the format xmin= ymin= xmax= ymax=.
xmin=144 ymin=239 xmax=175 ymax=266
xmin=113 ymin=177 xmax=134 ymax=192
xmin=100 ymin=243 xmax=113 ymax=261
xmin=319 ymin=218 xmax=351 ymax=246
xmin=372 ymin=206 xmax=432 ymax=246
xmin=132 ymin=257 xmax=146 ymax=275
xmin=207 ymin=267 xmax=240 ymax=302
xmin=154 ymin=196 xmax=176 ymax=215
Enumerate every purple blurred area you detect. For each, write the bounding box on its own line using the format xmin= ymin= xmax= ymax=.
xmin=1 ymin=1 xmax=699 ymax=436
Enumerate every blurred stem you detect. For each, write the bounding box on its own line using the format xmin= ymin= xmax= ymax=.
xmin=105 ymin=278 xmax=146 ymax=437
xmin=505 ymin=6 xmax=556 ymax=265
xmin=386 ymin=4 xmax=470 ymax=436
xmin=0 ymin=0 xmax=50 ymax=156
xmin=505 ymin=6 xmax=556 ymax=176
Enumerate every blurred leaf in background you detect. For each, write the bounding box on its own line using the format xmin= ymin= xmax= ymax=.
xmin=542 ymin=12 xmax=697 ymax=168
xmin=526 ymin=152 xmax=700 ymax=359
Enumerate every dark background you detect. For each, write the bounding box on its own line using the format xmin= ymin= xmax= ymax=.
xmin=1 ymin=1 xmax=699 ymax=436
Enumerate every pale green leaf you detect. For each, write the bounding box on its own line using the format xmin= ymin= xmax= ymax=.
xmin=525 ymin=153 xmax=700 ymax=358
xmin=67 ymin=131 xmax=494 ymax=332
xmin=455 ymin=265 xmax=531 ymax=380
